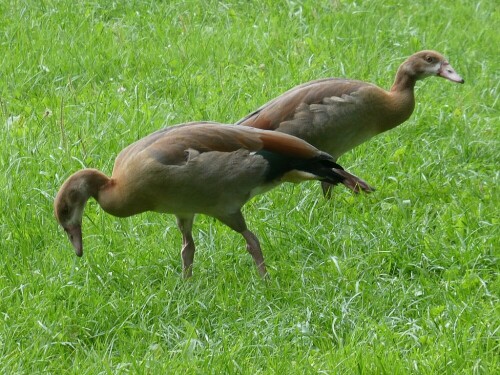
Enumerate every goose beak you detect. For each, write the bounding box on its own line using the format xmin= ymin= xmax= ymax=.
xmin=438 ymin=62 xmax=464 ymax=84
xmin=65 ymin=225 xmax=83 ymax=257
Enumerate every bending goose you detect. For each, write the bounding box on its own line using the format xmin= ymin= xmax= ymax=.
xmin=54 ymin=121 xmax=366 ymax=277
xmin=237 ymin=50 xmax=464 ymax=196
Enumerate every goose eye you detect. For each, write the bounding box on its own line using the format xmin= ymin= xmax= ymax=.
xmin=425 ymin=56 xmax=433 ymax=63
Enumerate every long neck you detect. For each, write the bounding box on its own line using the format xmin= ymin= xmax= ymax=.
xmin=72 ymin=169 xmax=122 ymax=216
xmin=376 ymin=63 xmax=417 ymax=132
xmin=95 ymin=171 xmax=151 ymax=217
xmin=74 ymin=169 xmax=149 ymax=218
xmin=390 ymin=63 xmax=418 ymax=93
xmin=78 ymin=168 xmax=111 ymax=199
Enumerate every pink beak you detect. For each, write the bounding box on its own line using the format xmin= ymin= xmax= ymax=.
xmin=65 ymin=225 xmax=83 ymax=257
xmin=438 ymin=62 xmax=464 ymax=84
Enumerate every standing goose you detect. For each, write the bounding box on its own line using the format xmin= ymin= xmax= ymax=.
xmin=54 ymin=122 xmax=366 ymax=277
xmin=237 ymin=50 xmax=464 ymax=196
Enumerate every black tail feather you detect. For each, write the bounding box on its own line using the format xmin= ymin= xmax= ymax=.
xmin=257 ymin=150 xmax=374 ymax=194
xmin=293 ymin=155 xmax=375 ymax=194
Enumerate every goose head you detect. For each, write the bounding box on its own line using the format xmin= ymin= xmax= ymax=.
xmin=405 ymin=50 xmax=464 ymax=83
xmin=54 ymin=169 xmax=107 ymax=257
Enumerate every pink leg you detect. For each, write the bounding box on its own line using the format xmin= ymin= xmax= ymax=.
xmin=241 ymin=229 xmax=267 ymax=277
xmin=217 ymin=211 xmax=268 ymax=277
xmin=176 ymin=215 xmax=195 ymax=278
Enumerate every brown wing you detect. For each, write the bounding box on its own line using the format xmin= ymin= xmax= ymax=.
xmin=116 ymin=122 xmax=329 ymax=170
xmin=236 ymin=78 xmax=371 ymax=130
xmin=237 ymin=78 xmax=393 ymax=159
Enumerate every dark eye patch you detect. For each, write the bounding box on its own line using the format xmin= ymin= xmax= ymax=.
xmin=59 ymin=204 xmax=70 ymax=219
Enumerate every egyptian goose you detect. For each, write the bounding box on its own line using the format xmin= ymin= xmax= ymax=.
xmin=237 ymin=50 xmax=464 ymax=196
xmin=54 ymin=121 xmax=367 ymax=277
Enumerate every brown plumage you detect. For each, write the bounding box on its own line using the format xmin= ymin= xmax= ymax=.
xmin=54 ymin=122 xmax=367 ymax=277
xmin=237 ymin=50 xmax=464 ymax=196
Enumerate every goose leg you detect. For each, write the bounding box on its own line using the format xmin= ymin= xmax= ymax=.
xmin=217 ymin=211 xmax=267 ymax=277
xmin=176 ymin=215 xmax=195 ymax=278
xmin=241 ymin=229 xmax=267 ymax=277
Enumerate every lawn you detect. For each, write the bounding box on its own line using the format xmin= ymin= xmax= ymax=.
xmin=0 ymin=0 xmax=498 ymax=373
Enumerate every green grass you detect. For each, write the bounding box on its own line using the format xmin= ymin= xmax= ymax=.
xmin=1 ymin=0 xmax=498 ymax=373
